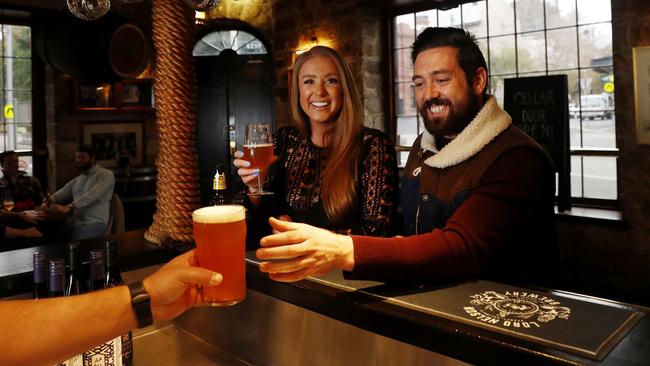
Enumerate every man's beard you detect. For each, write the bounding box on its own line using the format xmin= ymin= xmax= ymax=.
xmin=419 ymin=92 xmax=481 ymax=139
xmin=78 ymin=162 xmax=92 ymax=172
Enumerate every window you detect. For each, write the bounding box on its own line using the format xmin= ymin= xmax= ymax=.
xmin=0 ymin=24 xmax=32 ymax=174
xmin=391 ymin=0 xmax=617 ymax=207
xmin=193 ymin=30 xmax=268 ymax=56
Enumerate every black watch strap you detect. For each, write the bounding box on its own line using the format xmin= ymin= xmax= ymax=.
xmin=128 ymin=281 xmax=153 ymax=328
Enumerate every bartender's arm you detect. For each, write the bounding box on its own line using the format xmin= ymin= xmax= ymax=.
xmin=0 ymin=250 xmax=222 ymax=366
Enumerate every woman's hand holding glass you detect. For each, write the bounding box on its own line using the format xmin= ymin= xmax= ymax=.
xmin=234 ymin=123 xmax=277 ymax=196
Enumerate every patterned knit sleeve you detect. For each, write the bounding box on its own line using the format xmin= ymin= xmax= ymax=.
xmin=357 ymin=129 xmax=399 ymax=237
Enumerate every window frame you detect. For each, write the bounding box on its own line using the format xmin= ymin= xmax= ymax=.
xmin=386 ymin=0 xmax=619 ymax=209
xmin=0 ymin=16 xmax=44 ymax=187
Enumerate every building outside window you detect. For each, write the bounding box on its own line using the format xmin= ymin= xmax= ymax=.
xmin=0 ymin=24 xmax=32 ymax=175
xmin=391 ymin=0 xmax=617 ymax=206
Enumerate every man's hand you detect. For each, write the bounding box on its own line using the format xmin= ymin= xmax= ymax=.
xmin=49 ymin=203 xmax=73 ymax=215
xmin=16 ymin=210 xmax=46 ymax=225
xmin=256 ymin=217 xmax=355 ymax=282
xmin=142 ymin=250 xmax=223 ymax=322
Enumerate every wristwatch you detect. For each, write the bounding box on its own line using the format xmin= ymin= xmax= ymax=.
xmin=128 ymin=281 xmax=153 ymax=328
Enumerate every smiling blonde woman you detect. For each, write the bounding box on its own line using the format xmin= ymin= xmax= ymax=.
xmin=235 ymin=46 xmax=398 ymax=238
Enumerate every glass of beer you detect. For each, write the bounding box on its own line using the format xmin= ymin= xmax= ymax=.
xmin=3 ymin=191 xmax=14 ymax=212
xmin=243 ymin=122 xmax=275 ymax=196
xmin=192 ymin=205 xmax=247 ymax=306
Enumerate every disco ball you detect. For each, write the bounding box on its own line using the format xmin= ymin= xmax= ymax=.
xmin=67 ymin=0 xmax=111 ymax=20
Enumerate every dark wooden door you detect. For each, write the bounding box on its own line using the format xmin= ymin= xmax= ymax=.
xmin=195 ymin=53 xmax=274 ymax=205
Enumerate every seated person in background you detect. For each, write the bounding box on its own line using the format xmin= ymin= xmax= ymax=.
xmin=255 ymin=28 xmax=559 ymax=286
xmin=0 ymin=150 xmax=44 ymax=226
xmin=50 ymin=145 xmax=115 ymax=241
xmin=234 ymin=46 xmax=399 ymax=238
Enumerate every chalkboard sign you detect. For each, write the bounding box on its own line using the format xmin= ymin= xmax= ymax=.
xmin=504 ymin=75 xmax=570 ymax=211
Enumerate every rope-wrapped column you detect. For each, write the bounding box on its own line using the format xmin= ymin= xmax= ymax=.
xmin=145 ymin=0 xmax=201 ymax=244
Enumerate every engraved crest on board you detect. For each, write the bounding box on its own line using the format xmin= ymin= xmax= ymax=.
xmin=463 ymin=290 xmax=571 ymax=328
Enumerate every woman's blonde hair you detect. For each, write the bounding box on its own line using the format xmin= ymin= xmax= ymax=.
xmin=290 ymin=46 xmax=363 ymax=224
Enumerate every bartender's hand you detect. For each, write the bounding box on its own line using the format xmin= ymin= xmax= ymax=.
xmin=143 ymin=250 xmax=223 ymax=322
xmin=257 ymin=217 xmax=355 ymax=282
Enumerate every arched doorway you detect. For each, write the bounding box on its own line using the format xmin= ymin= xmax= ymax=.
xmin=194 ymin=20 xmax=274 ymax=205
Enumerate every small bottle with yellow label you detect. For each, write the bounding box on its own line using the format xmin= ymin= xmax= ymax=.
xmin=211 ymin=164 xmax=227 ymax=205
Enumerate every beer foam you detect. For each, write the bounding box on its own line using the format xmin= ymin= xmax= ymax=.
xmin=243 ymin=143 xmax=273 ymax=148
xmin=193 ymin=205 xmax=246 ymax=223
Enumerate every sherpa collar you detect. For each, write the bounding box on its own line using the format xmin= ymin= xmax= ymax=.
xmin=420 ymin=95 xmax=511 ymax=169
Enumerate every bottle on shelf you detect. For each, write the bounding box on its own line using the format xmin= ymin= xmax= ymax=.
xmin=48 ymin=258 xmax=65 ymax=298
xmin=33 ymin=252 xmax=49 ymax=299
xmin=84 ymin=248 xmax=123 ymax=366
xmin=89 ymin=249 xmax=105 ymax=292
xmin=65 ymin=241 xmax=88 ymax=296
xmin=211 ymin=164 xmax=227 ymax=205
xmin=105 ymin=240 xmax=133 ymax=365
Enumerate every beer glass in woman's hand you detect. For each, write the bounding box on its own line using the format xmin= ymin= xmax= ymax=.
xmin=244 ymin=123 xmax=275 ymax=196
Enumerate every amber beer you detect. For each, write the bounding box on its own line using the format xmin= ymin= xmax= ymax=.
xmin=192 ymin=205 xmax=246 ymax=306
xmin=243 ymin=143 xmax=275 ymax=169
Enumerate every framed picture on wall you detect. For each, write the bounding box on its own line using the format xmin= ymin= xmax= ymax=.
xmin=75 ymin=81 xmax=115 ymax=111
xmin=83 ymin=122 xmax=144 ymax=168
xmin=116 ymin=79 xmax=154 ymax=111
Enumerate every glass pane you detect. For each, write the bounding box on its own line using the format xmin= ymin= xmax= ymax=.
xmin=18 ymin=154 xmax=32 ymax=175
xmin=578 ymin=23 xmax=612 ymax=68
xmin=438 ymin=7 xmax=461 ymax=28
xmin=394 ymin=49 xmax=413 ymax=82
xmin=193 ymin=41 xmax=218 ymax=56
xmin=570 ymin=156 xmax=583 ymax=197
xmin=6 ymin=90 xmax=32 ymax=123
xmin=7 ymin=25 xmax=31 ymax=58
xmin=395 ymin=82 xmax=417 ymax=116
xmin=415 ymin=10 xmax=437 ymax=35
xmin=518 ymin=71 xmax=546 ymax=77
xmin=489 ymin=74 xmax=516 ymax=106
xmin=14 ymin=123 xmax=32 ymax=151
xmin=517 ymin=31 xmax=546 ymax=73
xmin=395 ymin=14 xmax=415 ymax=49
xmin=238 ymin=38 xmax=266 ymax=55
xmin=399 ymin=151 xmax=409 ymax=168
xmin=396 ymin=115 xmax=419 ymax=147
xmin=547 ymin=27 xmax=578 ymax=70
xmin=577 ymin=0 xmax=611 ymax=24
xmin=545 ymin=0 xmax=576 ymax=28
xmin=582 ymin=156 xmax=617 ymax=199
xmin=234 ymin=31 xmax=267 ymax=55
xmin=489 ymin=35 xmax=516 ymax=75
xmin=579 ymin=67 xmax=613 ymax=98
xmin=516 ymin=0 xmax=545 ymax=32
xmin=6 ymin=59 xmax=31 ymax=90
xmin=463 ymin=1 xmax=487 ymax=38
xmin=220 ymin=31 xmax=236 ymax=50
xmin=477 ymin=38 xmax=489 ymax=63
xmin=580 ymin=116 xmax=616 ymax=149
xmin=488 ymin=0 xmax=515 ymax=36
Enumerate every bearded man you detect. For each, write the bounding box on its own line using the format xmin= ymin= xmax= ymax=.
xmin=254 ymin=27 xmax=559 ymax=286
xmin=51 ymin=145 xmax=115 ymax=240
